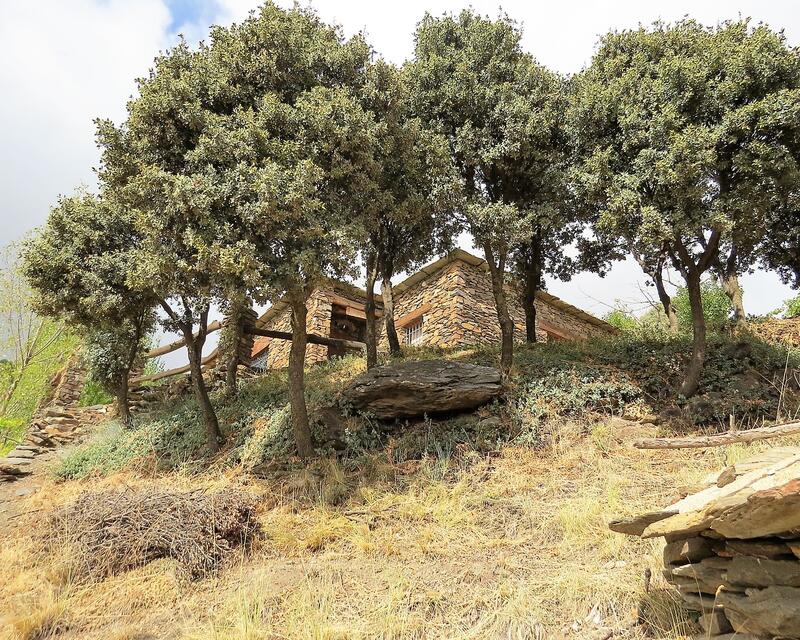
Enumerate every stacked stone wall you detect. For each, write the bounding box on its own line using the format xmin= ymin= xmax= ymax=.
xmin=250 ymin=258 xmax=613 ymax=369
xmin=387 ymin=259 xmax=612 ymax=349
xmin=256 ymin=290 xmax=332 ymax=369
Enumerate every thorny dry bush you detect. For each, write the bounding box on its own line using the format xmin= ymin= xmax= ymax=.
xmin=44 ymin=487 xmax=260 ymax=581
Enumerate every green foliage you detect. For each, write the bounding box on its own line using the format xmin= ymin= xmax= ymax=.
xmin=785 ymin=295 xmax=800 ymax=318
xmin=571 ymin=19 xmax=800 ymax=393
xmin=55 ymin=404 xmax=208 ymax=480
xmin=673 ymin=281 xmax=733 ymax=330
xmin=604 ymin=307 xmax=638 ymax=332
xmin=0 ymin=320 xmax=77 ymax=422
xmin=79 ymin=377 xmax=114 ymax=407
xmin=0 ymin=416 xmax=25 ymax=455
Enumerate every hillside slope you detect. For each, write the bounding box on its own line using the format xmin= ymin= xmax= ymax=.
xmin=1 ymin=331 xmax=799 ymax=639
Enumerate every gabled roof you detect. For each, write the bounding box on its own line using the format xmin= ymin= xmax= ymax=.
xmin=394 ymin=248 xmax=616 ymax=332
xmin=254 ymin=248 xmax=615 ymax=333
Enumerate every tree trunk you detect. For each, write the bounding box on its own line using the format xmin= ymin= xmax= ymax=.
xmin=116 ymin=375 xmax=132 ymax=427
xmin=718 ymin=246 xmax=746 ymax=329
xmin=679 ymin=271 xmax=707 ymax=398
xmin=722 ymin=272 xmax=746 ymax=329
xmin=381 ymin=275 xmax=401 ymax=356
xmin=288 ymin=294 xmax=314 ymax=459
xmin=653 ymin=267 xmax=679 ymax=333
xmin=483 ymin=243 xmax=514 ymax=377
xmin=222 ymin=296 xmax=247 ymax=398
xmin=521 ymin=239 xmax=543 ymax=343
xmin=183 ymin=327 xmax=222 ymax=453
xmin=364 ymin=254 xmax=379 ymax=369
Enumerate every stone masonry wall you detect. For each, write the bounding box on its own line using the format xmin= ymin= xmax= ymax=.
xmin=386 ymin=258 xmax=612 ymax=350
xmin=254 ymin=290 xmax=332 ymax=370
xmin=251 ymin=259 xmax=612 ymax=369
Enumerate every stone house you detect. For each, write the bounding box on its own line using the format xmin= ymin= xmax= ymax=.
xmin=250 ymin=249 xmax=615 ymax=369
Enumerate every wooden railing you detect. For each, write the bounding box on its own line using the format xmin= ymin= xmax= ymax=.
xmin=134 ymin=321 xmax=365 ymax=385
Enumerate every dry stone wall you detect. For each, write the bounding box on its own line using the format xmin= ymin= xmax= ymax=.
xmin=254 ymin=290 xmax=332 ymax=370
xmin=1 ymin=356 xmax=108 ymax=483
xmin=251 ymin=258 xmax=612 ymax=369
xmin=611 ymin=446 xmax=800 ymax=639
xmin=383 ymin=258 xmax=612 ymax=351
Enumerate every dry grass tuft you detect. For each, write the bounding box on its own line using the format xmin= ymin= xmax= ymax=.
xmin=3 ymin=586 xmax=70 ymax=640
xmin=43 ymin=486 xmax=260 ymax=581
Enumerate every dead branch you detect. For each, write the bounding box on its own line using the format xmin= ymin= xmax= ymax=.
xmin=633 ymin=420 xmax=800 ymax=449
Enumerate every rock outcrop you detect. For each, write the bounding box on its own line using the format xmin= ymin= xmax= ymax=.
xmin=611 ymin=446 xmax=800 ymax=639
xmin=341 ymin=359 xmax=502 ymax=419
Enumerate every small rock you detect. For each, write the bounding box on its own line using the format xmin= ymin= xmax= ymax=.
xmin=699 ymin=611 xmax=733 ymax=635
xmin=2 ymin=457 xmax=33 ymax=466
xmin=14 ymin=487 xmax=37 ymax=497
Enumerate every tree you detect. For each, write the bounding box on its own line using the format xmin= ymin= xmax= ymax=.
xmin=95 ymin=41 xmax=258 ymax=451
xmin=358 ymin=60 xmax=461 ymax=366
xmin=0 ymin=244 xmax=68 ymax=415
xmin=21 ymin=192 xmax=154 ymax=425
xmin=408 ymin=11 xmax=579 ymax=374
xmin=185 ymin=4 xmax=374 ymax=457
xmin=218 ymin=293 xmax=252 ymax=399
xmin=571 ymin=20 xmax=800 ymax=396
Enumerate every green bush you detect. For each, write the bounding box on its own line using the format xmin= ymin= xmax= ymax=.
xmin=673 ymin=281 xmax=732 ymax=330
xmin=79 ymin=377 xmax=114 ymax=407
xmin=604 ymin=307 xmax=638 ymax=332
xmin=0 ymin=416 xmax=25 ymax=455
xmin=785 ymin=295 xmax=800 ymax=318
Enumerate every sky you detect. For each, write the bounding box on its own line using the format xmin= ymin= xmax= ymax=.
xmin=1 ymin=0 xmax=798 ymax=364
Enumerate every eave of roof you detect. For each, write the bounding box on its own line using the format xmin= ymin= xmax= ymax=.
xmin=393 ymin=248 xmax=617 ymax=332
xmin=254 ymin=248 xmax=616 ymax=333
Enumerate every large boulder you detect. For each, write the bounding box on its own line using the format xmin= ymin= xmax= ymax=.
xmin=341 ymin=359 xmax=502 ymax=419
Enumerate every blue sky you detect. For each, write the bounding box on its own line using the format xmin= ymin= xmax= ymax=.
xmin=163 ymin=0 xmax=224 ymax=34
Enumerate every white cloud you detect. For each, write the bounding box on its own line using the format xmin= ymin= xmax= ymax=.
xmin=1 ymin=0 xmax=796 ymax=366
xmin=0 ymin=0 xmax=178 ymax=245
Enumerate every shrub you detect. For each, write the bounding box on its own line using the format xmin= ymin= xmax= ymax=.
xmin=604 ymin=307 xmax=638 ymax=332
xmin=78 ymin=377 xmax=114 ymax=407
xmin=673 ymin=281 xmax=732 ymax=330
xmin=785 ymin=295 xmax=800 ymax=318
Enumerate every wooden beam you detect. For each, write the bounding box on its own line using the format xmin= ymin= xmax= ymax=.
xmin=633 ymin=420 xmax=800 ymax=450
xmin=396 ymin=304 xmax=432 ymax=329
xmin=131 ymin=348 xmax=219 ymax=384
xmin=143 ymin=320 xmax=223 ymax=359
xmin=327 ymin=293 xmax=383 ymax=317
xmin=250 ymin=327 xmax=365 ymax=351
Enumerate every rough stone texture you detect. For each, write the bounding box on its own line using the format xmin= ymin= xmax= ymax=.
xmin=381 ymin=256 xmax=614 ymax=352
xmin=663 ymin=536 xmax=715 ymax=565
xmin=252 ymin=252 xmax=614 ymax=369
xmin=340 ymin=359 xmax=502 ymax=419
xmin=252 ymin=286 xmax=358 ymax=370
xmin=1 ymin=356 xmax=108 ymax=483
xmin=612 ymin=447 xmax=800 ymax=639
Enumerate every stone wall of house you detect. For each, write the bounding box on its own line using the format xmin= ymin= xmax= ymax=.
xmin=386 ymin=258 xmax=612 ymax=349
xmin=250 ymin=259 xmax=612 ymax=370
xmin=378 ymin=261 xmax=467 ymax=351
xmin=254 ymin=290 xmax=332 ymax=369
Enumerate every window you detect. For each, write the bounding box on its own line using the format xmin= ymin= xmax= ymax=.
xmin=404 ymin=317 xmax=424 ymax=346
xmin=251 ymin=346 xmax=270 ymax=372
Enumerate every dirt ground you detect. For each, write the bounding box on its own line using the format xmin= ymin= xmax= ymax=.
xmin=3 ymin=414 xmax=788 ymax=640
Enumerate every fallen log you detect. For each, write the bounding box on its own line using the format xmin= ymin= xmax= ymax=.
xmin=131 ymin=349 xmax=219 ymax=384
xmin=143 ymin=320 xmax=223 ymax=359
xmin=633 ymin=420 xmax=800 ymax=450
xmin=249 ymin=327 xmax=365 ymax=352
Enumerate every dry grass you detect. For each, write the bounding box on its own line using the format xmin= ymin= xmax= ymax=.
xmin=3 ymin=419 xmax=799 ymax=639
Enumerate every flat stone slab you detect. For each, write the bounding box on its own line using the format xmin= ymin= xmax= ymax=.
xmin=341 ymin=359 xmax=502 ymax=419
